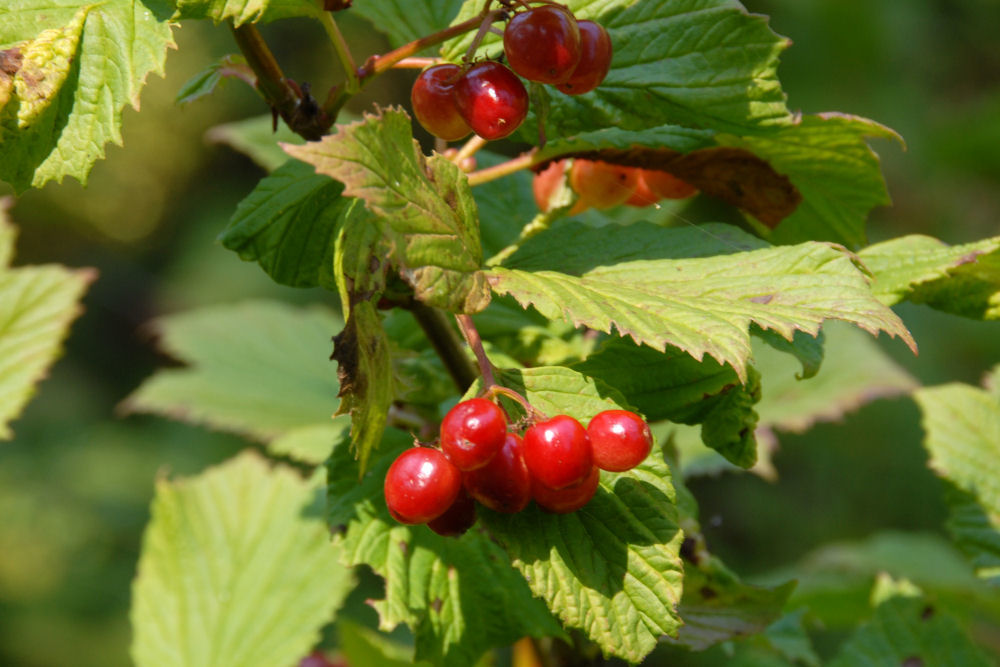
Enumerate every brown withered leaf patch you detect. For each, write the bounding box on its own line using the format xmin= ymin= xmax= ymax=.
xmin=330 ymin=316 xmax=361 ymax=405
xmin=545 ymin=146 xmax=801 ymax=228
xmin=0 ymin=47 xmax=23 ymax=105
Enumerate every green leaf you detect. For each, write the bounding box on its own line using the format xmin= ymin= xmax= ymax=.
xmin=828 ymin=576 xmax=992 ymax=667
xmin=326 ymin=428 xmax=565 ymax=667
xmin=720 ymin=113 xmax=901 ymax=248
xmin=175 ymin=53 xmax=253 ymax=105
xmin=268 ymin=419 xmax=349 ymax=465
xmin=755 ymin=321 xmax=917 ymax=434
xmin=206 ymin=113 xmax=306 ymax=172
xmin=535 ymin=124 xmax=716 ymax=163
xmin=915 ymin=382 xmax=1000 ymax=582
xmin=131 ymin=451 xmax=352 ymax=667
xmin=491 ymin=221 xmax=916 ymax=382
xmin=285 ymin=107 xmax=490 ymax=313
xmin=443 ymin=0 xmax=792 ymax=134
xmin=220 ymin=159 xmax=348 ymax=290
xmin=124 ymin=300 xmax=342 ymax=442
xmin=753 ymin=326 xmax=825 ymax=380
xmin=331 ymin=301 xmax=393 ymax=475
xmin=169 ymin=0 xmax=321 ymax=25
xmin=338 ymin=619 xmax=425 ymax=667
xmin=470 ymin=366 xmax=684 ymax=663
xmin=859 ymin=234 xmax=1000 ymax=319
xmin=0 ymin=0 xmax=174 ymax=191
xmin=574 ymin=339 xmax=761 ymax=468
xmin=662 ymin=556 xmax=796 ymax=651
xmin=351 ymin=0 xmax=464 ymax=49
xmin=0 ymin=204 xmax=94 ymax=440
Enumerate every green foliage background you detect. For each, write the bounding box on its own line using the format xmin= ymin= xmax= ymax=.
xmin=1 ymin=0 xmax=999 ymax=665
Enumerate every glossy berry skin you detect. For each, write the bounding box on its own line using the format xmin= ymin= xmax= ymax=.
xmin=411 ymin=64 xmax=472 ymax=141
xmin=504 ymin=6 xmax=582 ymax=84
xmin=464 ymin=433 xmax=532 ymax=513
xmin=384 ymin=447 xmax=462 ymax=524
xmin=533 ymin=466 xmax=600 ymax=513
xmin=557 ymin=21 xmax=612 ymax=95
xmin=523 ymin=415 xmax=593 ymax=490
xmin=428 ymin=487 xmax=477 ymax=537
xmin=440 ymin=398 xmax=507 ymax=471
xmin=587 ymin=410 xmax=653 ymax=472
xmin=533 ymin=160 xmax=587 ymax=215
xmin=452 ymin=62 xmax=529 ymax=141
xmin=570 ymin=159 xmax=639 ymax=210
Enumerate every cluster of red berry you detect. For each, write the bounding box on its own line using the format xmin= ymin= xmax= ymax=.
xmin=411 ymin=4 xmax=612 ymax=142
xmin=534 ymin=158 xmax=698 ymax=214
xmin=384 ymin=398 xmax=653 ymax=536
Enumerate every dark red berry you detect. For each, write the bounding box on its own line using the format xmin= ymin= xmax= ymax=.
xmin=452 ymin=62 xmax=529 ymax=141
xmin=440 ymin=398 xmax=507 ymax=471
xmin=384 ymin=447 xmax=462 ymax=524
xmin=533 ymin=466 xmax=600 ymax=513
xmin=428 ymin=487 xmax=477 ymax=537
xmin=504 ymin=5 xmax=582 ymax=84
xmin=570 ymin=159 xmax=639 ymax=210
xmin=411 ymin=64 xmax=473 ymax=141
xmin=556 ymin=20 xmax=612 ymax=95
xmin=464 ymin=433 xmax=532 ymax=513
xmin=523 ymin=415 xmax=593 ymax=490
xmin=587 ymin=410 xmax=653 ymax=472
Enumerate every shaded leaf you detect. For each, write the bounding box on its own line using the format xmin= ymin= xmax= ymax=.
xmin=828 ymin=576 xmax=991 ymax=667
xmin=351 ymin=0 xmax=464 ymax=49
xmin=915 ymin=381 xmax=1000 ymax=582
xmin=206 ymin=113 xmax=306 ymax=172
xmin=220 ymin=159 xmax=348 ymax=290
xmin=285 ymin=107 xmax=489 ymax=313
xmin=131 ymin=451 xmax=352 ymax=667
xmin=0 ymin=203 xmax=94 ymax=439
xmin=124 ymin=300 xmax=342 ymax=442
xmin=326 ymin=428 xmax=564 ymax=667
xmin=860 ymin=234 xmax=1000 ymax=319
xmin=338 ymin=618 xmax=426 ymax=667
xmin=721 ymin=114 xmax=901 ymax=248
xmin=175 ymin=53 xmax=253 ymax=105
xmin=0 ymin=0 xmax=174 ymax=191
xmin=490 ymin=221 xmax=916 ymax=382
xmin=169 ymin=0 xmax=321 ymax=25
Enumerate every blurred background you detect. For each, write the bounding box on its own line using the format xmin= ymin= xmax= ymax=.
xmin=1 ymin=0 xmax=998 ymax=664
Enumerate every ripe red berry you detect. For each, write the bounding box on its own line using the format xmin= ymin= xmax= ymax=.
xmin=556 ymin=20 xmax=612 ymax=95
xmin=504 ymin=5 xmax=582 ymax=84
xmin=533 ymin=466 xmax=600 ymax=513
xmin=523 ymin=415 xmax=593 ymax=490
xmin=411 ymin=64 xmax=472 ymax=141
xmin=384 ymin=447 xmax=462 ymax=524
xmin=440 ymin=398 xmax=507 ymax=471
xmin=570 ymin=159 xmax=639 ymax=210
xmin=587 ymin=410 xmax=653 ymax=472
xmin=464 ymin=433 xmax=532 ymax=513
xmin=427 ymin=487 xmax=477 ymax=537
xmin=452 ymin=61 xmax=529 ymax=141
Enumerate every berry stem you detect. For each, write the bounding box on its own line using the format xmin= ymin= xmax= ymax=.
xmin=466 ymin=149 xmax=539 ymax=186
xmin=452 ymin=135 xmax=487 ymax=164
xmin=463 ymin=10 xmax=505 ymax=63
xmin=318 ymin=11 xmax=360 ymax=93
xmin=455 ymin=314 xmax=496 ymax=388
xmin=392 ymin=57 xmax=441 ymax=69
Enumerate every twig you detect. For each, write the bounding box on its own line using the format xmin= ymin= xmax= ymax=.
xmin=410 ymin=303 xmax=478 ymax=392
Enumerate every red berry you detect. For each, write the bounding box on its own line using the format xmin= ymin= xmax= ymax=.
xmin=587 ymin=410 xmax=653 ymax=472
xmin=523 ymin=415 xmax=593 ymax=490
xmin=533 ymin=466 xmax=600 ymax=513
xmin=464 ymin=433 xmax=532 ymax=513
xmin=411 ymin=64 xmax=472 ymax=141
xmin=440 ymin=398 xmax=507 ymax=471
xmin=384 ymin=447 xmax=462 ymax=524
xmin=642 ymin=169 xmax=698 ymax=200
xmin=504 ymin=6 xmax=582 ymax=84
xmin=428 ymin=487 xmax=477 ymax=537
xmin=452 ymin=61 xmax=529 ymax=141
xmin=557 ymin=20 xmax=612 ymax=95
xmin=570 ymin=159 xmax=639 ymax=210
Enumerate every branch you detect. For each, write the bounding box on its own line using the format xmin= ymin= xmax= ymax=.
xmin=409 ymin=303 xmax=478 ymax=393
